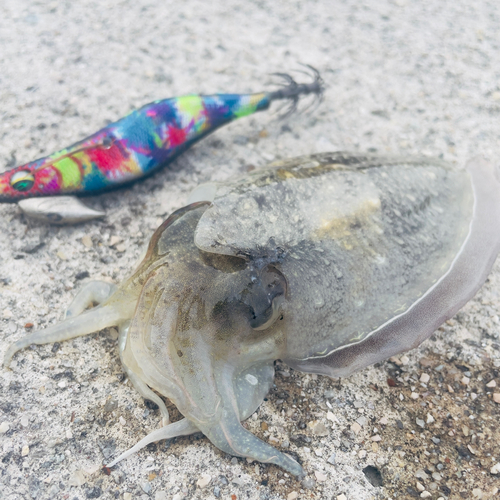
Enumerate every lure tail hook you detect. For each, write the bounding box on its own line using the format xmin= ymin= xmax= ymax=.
xmin=268 ymin=64 xmax=325 ymax=118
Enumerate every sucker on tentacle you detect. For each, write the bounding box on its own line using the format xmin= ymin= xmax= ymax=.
xmin=0 ymin=66 xmax=324 ymax=224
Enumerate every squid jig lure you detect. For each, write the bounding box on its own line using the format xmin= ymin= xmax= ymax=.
xmin=0 ymin=68 xmax=323 ymax=224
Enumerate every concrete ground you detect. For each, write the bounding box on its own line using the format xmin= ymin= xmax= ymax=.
xmin=1 ymin=1 xmax=499 ymax=499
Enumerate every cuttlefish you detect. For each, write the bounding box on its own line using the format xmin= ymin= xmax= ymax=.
xmin=4 ymin=152 xmax=500 ymax=476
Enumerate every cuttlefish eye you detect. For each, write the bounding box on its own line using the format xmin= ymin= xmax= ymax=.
xmin=10 ymin=171 xmax=35 ymax=192
xmin=247 ymin=266 xmax=287 ymax=331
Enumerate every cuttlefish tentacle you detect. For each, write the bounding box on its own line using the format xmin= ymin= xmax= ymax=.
xmin=196 ymin=364 xmax=304 ymax=477
xmin=106 ymin=418 xmax=199 ymax=468
xmin=3 ymin=303 xmax=124 ymax=367
xmin=118 ymin=321 xmax=171 ymax=426
xmin=65 ymin=280 xmax=118 ymax=318
xmin=62 ymin=281 xmax=171 ymax=425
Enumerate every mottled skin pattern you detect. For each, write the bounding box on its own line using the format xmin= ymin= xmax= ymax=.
xmin=4 ymin=153 xmax=500 ymax=476
xmin=194 ymin=153 xmax=473 ymax=359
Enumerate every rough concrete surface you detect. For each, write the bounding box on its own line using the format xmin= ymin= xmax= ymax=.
xmin=1 ymin=1 xmax=500 ymax=499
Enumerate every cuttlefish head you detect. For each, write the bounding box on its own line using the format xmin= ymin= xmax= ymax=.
xmin=119 ymin=203 xmax=304 ymax=475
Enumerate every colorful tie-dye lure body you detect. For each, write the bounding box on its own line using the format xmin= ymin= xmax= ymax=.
xmin=0 ymin=70 xmax=323 ymax=202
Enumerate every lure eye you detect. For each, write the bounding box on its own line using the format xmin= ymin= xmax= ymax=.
xmin=10 ymin=171 xmax=35 ymax=192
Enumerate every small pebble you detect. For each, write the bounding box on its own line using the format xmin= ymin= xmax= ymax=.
xmin=431 ymin=436 xmax=441 ymax=444
xmin=358 ymin=450 xmax=366 ymax=459
xmin=327 ymin=452 xmax=337 ymax=464
xmin=0 ymin=422 xmax=10 ymax=434
xmin=420 ymin=373 xmax=430 ymax=384
xmin=310 ymin=421 xmax=329 ymax=436
xmin=419 ymin=357 xmax=434 ymax=367
xmin=356 ymin=416 xmax=367 ymax=427
xmin=68 ymin=470 xmax=86 ymax=487
xmin=21 ymin=416 xmax=29 ymax=427
xmin=314 ymin=471 xmax=327 ymax=482
xmin=420 ymin=491 xmax=431 ymax=498
xmin=493 ymin=393 xmax=500 ymax=404
xmin=107 ymin=328 xmax=119 ymax=340
xmin=21 ymin=445 xmax=29 ymax=456
xmin=327 ymin=411 xmax=338 ymax=422
xmin=140 ymin=482 xmax=152 ymax=494
xmin=416 ymin=481 xmax=425 ymax=492
xmin=301 ymin=477 xmax=316 ymax=490
xmin=123 ymin=494 xmax=132 ymax=500
xmin=154 ymin=492 xmax=168 ymax=500
xmin=401 ymin=355 xmax=410 ymax=365
xmin=415 ymin=469 xmax=429 ymax=480
xmin=379 ymin=417 xmax=388 ymax=425
xmin=486 ymin=379 xmax=497 ymax=388
xmin=287 ymin=492 xmax=298 ymax=500
xmin=371 ymin=435 xmax=381 ymax=442
xmin=109 ymin=235 xmax=121 ymax=247
xmin=472 ymin=488 xmax=483 ymax=499
xmin=269 ymin=436 xmax=279 ymax=445
xmin=351 ymin=422 xmax=362 ymax=434
xmin=490 ymin=463 xmax=500 ymax=474
xmin=416 ymin=418 xmax=425 ymax=428
xmin=411 ymin=392 xmax=419 ymax=399
xmin=57 ymin=249 xmax=68 ymax=260
xmin=431 ymin=472 xmax=442 ymax=481
xmin=197 ymin=473 xmax=211 ymax=489
xmin=461 ymin=376 xmax=470 ymax=386
xmin=337 ymin=495 xmax=347 ymax=500
xmin=81 ymin=235 xmax=93 ymax=248
xmin=426 ymin=413 xmax=435 ymax=424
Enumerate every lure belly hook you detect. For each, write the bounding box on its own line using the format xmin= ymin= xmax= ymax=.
xmin=0 ymin=67 xmax=323 ymax=224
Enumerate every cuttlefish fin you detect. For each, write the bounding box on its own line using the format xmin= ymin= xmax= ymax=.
xmin=18 ymin=196 xmax=105 ymax=224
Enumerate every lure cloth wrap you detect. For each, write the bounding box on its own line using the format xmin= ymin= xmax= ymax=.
xmin=0 ymin=93 xmax=270 ymax=200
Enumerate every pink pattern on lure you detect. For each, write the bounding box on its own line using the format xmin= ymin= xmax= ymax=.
xmin=0 ymin=72 xmax=323 ymax=201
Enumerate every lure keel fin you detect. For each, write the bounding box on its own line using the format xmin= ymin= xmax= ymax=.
xmin=18 ymin=196 xmax=105 ymax=224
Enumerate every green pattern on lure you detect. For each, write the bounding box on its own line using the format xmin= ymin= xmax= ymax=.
xmin=0 ymin=69 xmax=323 ymax=223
